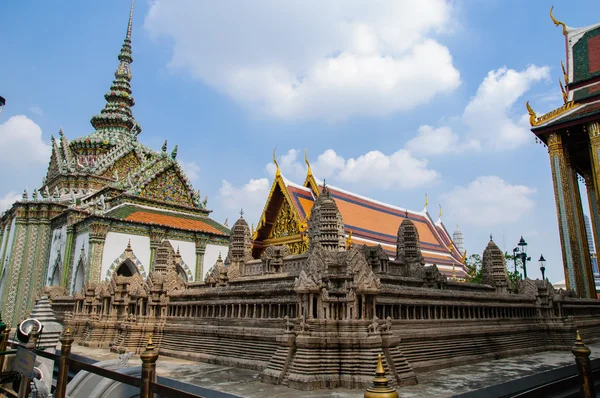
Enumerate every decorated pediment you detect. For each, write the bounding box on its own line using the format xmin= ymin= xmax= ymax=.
xmin=46 ymin=140 xmax=63 ymax=180
xmin=102 ymin=150 xmax=142 ymax=181
xmin=138 ymin=166 xmax=195 ymax=207
xmin=268 ymin=200 xmax=301 ymax=239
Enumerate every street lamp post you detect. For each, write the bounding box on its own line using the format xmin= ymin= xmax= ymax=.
xmin=539 ymin=254 xmax=546 ymax=280
xmin=0 ymin=96 xmax=5 ymax=114
xmin=514 ymin=236 xmax=532 ymax=279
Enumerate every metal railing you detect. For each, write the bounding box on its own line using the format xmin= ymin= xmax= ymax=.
xmin=0 ymin=328 xmax=205 ymax=398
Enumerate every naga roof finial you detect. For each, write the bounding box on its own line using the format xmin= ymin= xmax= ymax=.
xmin=273 ymin=146 xmax=280 ymax=177
xmin=561 ymin=60 xmax=569 ymax=85
xmin=526 ymin=101 xmax=537 ymax=127
xmin=438 ymin=204 xmax=443 ymax=219
xmin=424 ymin=193 xmax=428 ymax=209
xmin=559 ymin=79 xmax=568 ymax=105
xmin=305 ymin=148 xmax=313 ymax=177
xmin=550 ymin=6 xmax=567 ymax=36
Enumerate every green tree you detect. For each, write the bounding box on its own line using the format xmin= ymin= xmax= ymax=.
xmin=504 ymin=252 xmax=523 ymax=292
xmin=465 ymin=254 xmax=483 ymax=283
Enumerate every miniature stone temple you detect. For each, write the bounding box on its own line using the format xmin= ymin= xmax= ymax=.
xmin=0 ymin=1 xmax=229 ymax=327
xmin=49 ymin=184 xmax=600 ymax=391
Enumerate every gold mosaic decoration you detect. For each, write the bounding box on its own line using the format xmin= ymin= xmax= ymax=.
xmin=139 ymin=167 xmax=193 ymax=207
xmin=268 ymin=200 xmax=300 ymax=239
xmin=103 ymin=151 xmax=141 ymax=180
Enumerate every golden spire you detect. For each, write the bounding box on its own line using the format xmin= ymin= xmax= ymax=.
xmin=550 ymin=6 xmax=567 ymax=36
xmin=559 ymin=79 xmax=568 ymax=105
xmin=526 ymin=101 xmax=537 ymax=126
xmin=273 ymin=146 xmax=280 ymax=177
xmin=561 ymin=60 xmax=569 ymax=85
xmin=305 ymin=148 xmax=313 ymax=177
xmin=364 ymin=354 xmax=399 ymax=398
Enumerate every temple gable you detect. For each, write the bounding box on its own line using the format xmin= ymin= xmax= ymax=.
xmin=138 ymin=167 xmax=194 ymax=207
xmin=102 ymin=150 xmax=142 ymax=181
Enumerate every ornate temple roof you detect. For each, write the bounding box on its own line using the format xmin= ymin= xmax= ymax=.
xmin=253 ymin=154 xmax=468 ymax=277
xmin=529 ymin=8 xmax=600 ymax=133
xmin=106 ymin=204 xmax=229 ymax=236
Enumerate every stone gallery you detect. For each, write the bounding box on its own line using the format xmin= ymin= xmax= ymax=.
xmin=49 ymin=184 xmax=600 ymax=390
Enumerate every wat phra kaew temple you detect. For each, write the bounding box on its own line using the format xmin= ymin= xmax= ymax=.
xmin=3 ymin=2 xmax=600 ymax=393
xmin=528 ymin=8 xmax=600 ymax=299
xmin=0 ymin=2 xmax=230 ymax=328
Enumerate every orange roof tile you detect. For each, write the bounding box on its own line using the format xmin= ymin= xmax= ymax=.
xmin=125 ymin=211 xmax=227 ymax=235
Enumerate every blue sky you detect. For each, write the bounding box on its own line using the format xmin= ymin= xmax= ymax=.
xmin=1 ymin=0 xmax=599 ymax=284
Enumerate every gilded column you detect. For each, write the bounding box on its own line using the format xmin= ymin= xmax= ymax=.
xmin=149 ymin=229 xmax=165 ymax=272
xmin=61 ymin=223 xmax=75 ymax=289
xmin=584 ymin=171 xmax=600 ymax=263
xmin=87 ymin=222 xmax=110 ymax=283
xmin=194 ymin=235 xmax=208 ymax=282
xmin=547 ymin=132 xmax=595 ymax=297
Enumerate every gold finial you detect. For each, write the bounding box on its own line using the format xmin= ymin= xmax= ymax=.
xmin=424 ymin=193 xmax=428 ymax=208
xmin=438 ymin=204 xmax=443 ymax=219
xmin=365 ymin=354 xmax=399 ymax=398
xmin=147 ymin=333 xmax=153 ymax=347
xmin=273 ymin=146 xmax=280 ymax=177
xmin=305 ymin=148 xmax=313 ymax=177
xmin=462 ymin=250 xmax=467 ymax=264
xmin=449 ymin=241 xmax=454 ymax=252
xmin=526 ymin=101 xmax=537 ymax=126
xmin=66 ymin=326 xmax=71 ymax=335
xmin=561 ymin=60 xmax=569 ymax=85
xmin=346 ymin=230 xmax=353 ymax=250
xmin=559 ymin=79 xmax=568 ymax=105
xmin=550 ymin=6 xmax=567 ymax=36
xmin=126 ymin=0 xmax=135 ymax=41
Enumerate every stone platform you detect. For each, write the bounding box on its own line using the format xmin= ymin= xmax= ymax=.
xmin=70 ymin=343 xmax=600 ymax=398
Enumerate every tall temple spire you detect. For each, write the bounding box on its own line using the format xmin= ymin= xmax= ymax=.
xmin=85 ymin=0 xmax=141 ymax=146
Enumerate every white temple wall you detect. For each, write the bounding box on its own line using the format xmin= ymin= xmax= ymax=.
xmin=46 ymin=225 xmax=67 ymax=285
xmin=101 ymin=232 xmax=150 ymax=280
xmin=70 ymin=232 xmax=89 ymax=293
xmin=167 ymin=239 xmax=196 ymax=281
xmin=203 ymin=244 xmax=228 ymax=279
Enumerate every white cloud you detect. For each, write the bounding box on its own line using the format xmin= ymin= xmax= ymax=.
xmin=179 ymin=160 xmax=200 ymax=182
xmin=462 ymin=65 xmax=550 ymax=149
xmin=145 ymin=0 xmax=461 ymax=120
xmin=216 ymin=178 xmax=271 ymax=226
xmin=269 ymin=147 xmax=438 ymax=190
xmin=0 ymin=115 xmax=50 ymax=165
xmin=406 ymin=125 xmax=480 ymax=155
xmin=0 ymin=192 xmax=20 ymax=213
xmin=442 ymin=176 xmax=536 ymax=227
xmin=405 ymin=65 xmax=550 ymax=155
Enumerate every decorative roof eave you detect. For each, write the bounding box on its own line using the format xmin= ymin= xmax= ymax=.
xmin=530 ymin=100 xmax=600 ymax=136
xmin=253 ymin=168 xmax=305 ymax=241
xmin=527 ymin=100 xmax=581 ymax=129
xmin=109 ymin=193 xmax=211 ymax=217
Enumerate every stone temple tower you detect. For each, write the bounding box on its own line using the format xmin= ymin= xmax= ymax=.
xmin=307 ymin=184 xmax=346 ymax=251
xmin=481 ymin=236 xmax=509 ymax=292
xmin=396 ymin=214 xmax=425 ymax=266
xmin=229 ymin=211 xmax=253 ymax=262
xmin=453 ymin=225 xmax=465 ymax=256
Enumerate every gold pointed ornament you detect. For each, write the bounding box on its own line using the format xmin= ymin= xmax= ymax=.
xmin=364 ymin=354 xmax=399 ymax=398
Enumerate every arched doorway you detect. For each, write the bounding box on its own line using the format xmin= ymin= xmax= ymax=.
xmin=116 ymin=258 xmax=139 ymax=277
xmin=48 ymin=253 xmax=62 ymax=286
xmin=176 ymin=264 xmax=188 ymax=283
xmin=73 ymin=258 xmax=86 ymax=294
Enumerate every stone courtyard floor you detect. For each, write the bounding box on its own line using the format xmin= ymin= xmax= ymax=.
xmin=70 ymin=343 xmax=600 ymax=398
